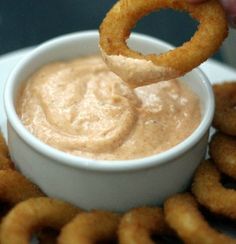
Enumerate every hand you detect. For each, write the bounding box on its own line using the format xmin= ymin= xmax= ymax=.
xmin=188 ymin=0 xmax=236 ymax=28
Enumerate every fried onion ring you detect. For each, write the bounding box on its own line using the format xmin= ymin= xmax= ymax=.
xmin=118 ymin=207 xmax=170 ymax=244
xmin=164 ymin=193 xmax=236 ymax=244
xmin=0 ymin=169 xmax=44 ymax=205
xmin=99 ymin=0 xmax=228 ymax=87
xmin=0 ymin=132 xmax=9 ymax=159
xmin=0 ymin=197 xmax=80 ymax=244
xmin=192 ymin=160 xmax=236 ymax=220
xmin=0 ymin=155 xmax=13 ymax=171
xmin=212 ymin=82 xmax=236 ymax=136
xmin=0 ymin=133 xmax=14 ymax=170
xmin=58 ymin=210 xmax=120 ymax=244
xmin=209 ymin=132 xmax=236 ymax=180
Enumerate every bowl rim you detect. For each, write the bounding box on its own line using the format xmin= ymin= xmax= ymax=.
xmin=4 ymin=30 xmax=214 ymax=172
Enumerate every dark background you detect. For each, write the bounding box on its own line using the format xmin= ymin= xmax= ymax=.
xmin=0 ymin=0 xmax=222 ymax=60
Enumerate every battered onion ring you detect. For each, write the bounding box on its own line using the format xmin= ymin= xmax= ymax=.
xmin=0 ymin=133 xmax=14 ymax=170
xmin=212 ymin=82 xmax=236 ymax=136
xmin=0 ymin=132 xmax=9 ymax=159
xmin=118 ymin=207 xmax=170 ymax=244
xmin=0 ymin=155 xmax=13 ymax=171
xmin=99 ymin=0 xmax=228 ymax=87
xmin=209 ymin=132 xmax=236 ymax=180
xmin=192 ymin=160 xmax=236 ymax=220
xmin=164 ymin=193 xmax=236 ymax=244
xmin=0 ymin=169 xmax=44 ymax=205
xmin=58 ymin=210 xmax=120 ymax=244
xmin=0 ymin=197 xmax=80 ymax=244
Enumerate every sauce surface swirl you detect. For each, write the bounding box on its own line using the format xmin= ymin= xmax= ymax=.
xmin=17 ymin=55 xmax=201 ymax=160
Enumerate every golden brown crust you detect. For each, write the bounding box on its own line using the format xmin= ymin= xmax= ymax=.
xmin=0 ymin=133 xmax=14 ymax=170
xmin=99 ymin=0 xmax=228 ymax=86
xmin=164 ymin=193 xmax=236 ymax=244
xmin=209 ymin=132 xmax=236 ymax=180
xmin=58 ymin=210 xmax=120 ymax=244
xmin=0 ymin=169 xmax=44 ymax=205
xmin=0 ymin=133 xmax=9 ymax=159
xmin=0 ymin=197 xmax=80 ymax=244
xmin=213 ymin=82 xmax=236 ymax=136
xmin=192 ymin=160 xmax=236 ymax=220
xmin=118 ymin=207 xmax=170 ymax=244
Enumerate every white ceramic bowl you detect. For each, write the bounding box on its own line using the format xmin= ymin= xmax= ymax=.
xmin=4 ymin=30 xmax=214 ymax=211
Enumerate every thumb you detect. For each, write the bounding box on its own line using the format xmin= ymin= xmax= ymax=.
xmin=220 ymin=0 xmax=236 ymax=27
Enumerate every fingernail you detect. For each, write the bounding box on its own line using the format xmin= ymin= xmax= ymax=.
xmin=228 ymin=15 xmax=236 ymax=28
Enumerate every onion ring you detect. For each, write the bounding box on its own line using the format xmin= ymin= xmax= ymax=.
xmin=58 ymin=210 xmax=120 ymax=244
xmin=99 ymin=0 xmax=228 ymax=87
xmin=0 ymin=169 xmax=44 ymax=205
xmin=164 ymin=193 xmax=236 ymax=243
xmin=209 ymin=132 xmax=236 ymax=180
xmin=0 ymin=155 xmax=13 ymax=171
xmin=118 ymin=207 xmax=170 ymax=244
xmin=0 ymin=133 xmax=9 ymax=159
xmin=192 ymin=160 xmax=236 ymax=220
xmin=0 ymin=197 xmax=80 ymax=244
xmin=212 ymin=82 xmax=236 ymax=136
xmin=0 ymin=133 xmax=14 ymax=170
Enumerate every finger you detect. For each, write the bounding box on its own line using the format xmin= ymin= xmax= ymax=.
xmin=220 ymin=0 xmax=236 ymax=13
xmin=220 ymin=0 xmax=236 ymax=27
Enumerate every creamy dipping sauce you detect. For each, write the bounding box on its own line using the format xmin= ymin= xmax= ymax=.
xmin=17 ymin=55 xmax=201 ymax=160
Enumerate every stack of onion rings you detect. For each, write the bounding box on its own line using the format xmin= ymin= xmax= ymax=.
xmin=99 ymin=0 xmax=228 ymax=87
xmin=0 ymin=133 xmax=49 ymax=242
xmin=185 ymin=81 xmax=236 ymax=240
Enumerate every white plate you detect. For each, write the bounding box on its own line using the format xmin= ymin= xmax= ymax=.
xmin=1 ymin=48 xmax=236 ymax=240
